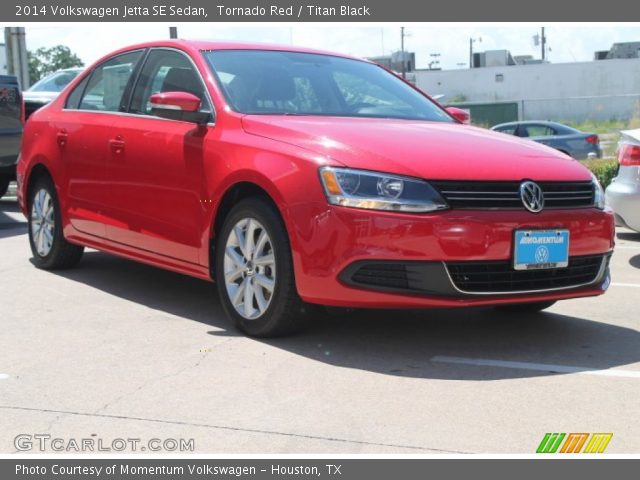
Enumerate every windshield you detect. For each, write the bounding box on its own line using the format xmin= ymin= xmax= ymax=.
xmin=29 ymin=70 xmax=81 ymax=93
xmin=203 ymin=50 xmax=452 ymax=122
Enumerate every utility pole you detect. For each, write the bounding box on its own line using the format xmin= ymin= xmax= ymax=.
xmin=400 ymin=26 xmax=406 ymax=79
xmin=4 ymin=27 xmax=29 ymax=89
xmin=541 ymin=27 xmax=546 ymax=61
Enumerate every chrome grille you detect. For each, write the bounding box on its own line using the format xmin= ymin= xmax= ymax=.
xmin=431 ymin=181 xmax=594 ymax=209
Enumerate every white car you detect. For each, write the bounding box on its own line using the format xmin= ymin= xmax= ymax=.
xmin=605 ymin=129 xmax=640 ymax=232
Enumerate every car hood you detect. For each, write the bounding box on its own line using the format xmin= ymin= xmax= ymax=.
xmin=23 ymin=91 xmax=58 ymax=103
xmin=241 ymin=116 xmax=591 ymax=181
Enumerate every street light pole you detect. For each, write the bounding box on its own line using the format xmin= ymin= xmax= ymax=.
xmin=469 ymin=37 xmax=481 ymax=68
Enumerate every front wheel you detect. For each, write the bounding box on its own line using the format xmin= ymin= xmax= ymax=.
xmin=493 ymin=301 xmax=556 ymax=314
xmin=28 ymin=177 xmax=84 ymax=269
xmin=215 ymin=197 xmax=309 ymax=337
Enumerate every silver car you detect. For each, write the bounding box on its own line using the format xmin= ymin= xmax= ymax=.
xmin=605 ymin=128 xmax=640 ymax=232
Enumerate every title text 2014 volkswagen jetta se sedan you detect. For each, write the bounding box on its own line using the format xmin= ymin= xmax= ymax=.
xmin=17 ymin=41 xmax=615 ymax=336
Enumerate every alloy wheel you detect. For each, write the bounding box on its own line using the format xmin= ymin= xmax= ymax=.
xmin=30 ymin=188 xmax=55 ymax=257
xmin=223 ymin=217 xmax=276 ymax=320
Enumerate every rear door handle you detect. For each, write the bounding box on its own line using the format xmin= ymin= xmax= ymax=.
xmin=56 ymin=130 xmax=68 ymax=147
xmin=109 ymin=136 xmax=125 ymax=154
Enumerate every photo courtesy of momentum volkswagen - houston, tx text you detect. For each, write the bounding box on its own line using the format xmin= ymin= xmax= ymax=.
xmin=16 ymin=39 xmax=614 ymax=337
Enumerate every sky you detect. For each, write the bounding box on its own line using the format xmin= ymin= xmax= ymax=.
xmin=12 ymin=24 xmax=640 ymax=70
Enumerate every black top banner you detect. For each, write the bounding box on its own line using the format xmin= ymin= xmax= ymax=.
xmin=5 ymin=0 xmax=635 ymax=22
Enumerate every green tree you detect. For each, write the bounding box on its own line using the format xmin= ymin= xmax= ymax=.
xmin=28 ymin=45 xmax=84 ymax=85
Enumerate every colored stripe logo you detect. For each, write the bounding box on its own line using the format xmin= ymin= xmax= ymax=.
xmin=537 ymin=433 xmax=612 ymax=453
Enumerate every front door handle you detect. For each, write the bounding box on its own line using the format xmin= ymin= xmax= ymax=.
xmin=109 ymin=136 xmax=125 ymax=155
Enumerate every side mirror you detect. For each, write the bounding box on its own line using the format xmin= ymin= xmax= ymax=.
xmin=149 ymin=91 xmax=210 ymax=125
xmin=446 ymin=106 xmax=471 ymax=125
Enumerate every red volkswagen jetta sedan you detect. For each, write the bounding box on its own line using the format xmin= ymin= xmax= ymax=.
xmin=17 ymin=40 xmax=614 ymax=336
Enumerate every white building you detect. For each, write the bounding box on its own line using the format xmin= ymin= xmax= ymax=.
xmin=415 ymin=58 xmax=640 ymax=123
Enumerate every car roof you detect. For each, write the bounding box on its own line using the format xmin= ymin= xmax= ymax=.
xmin=492 ymin=120 xmax=578 ymax=131
xmin=101 ymin=39 xmax=367 ymax=64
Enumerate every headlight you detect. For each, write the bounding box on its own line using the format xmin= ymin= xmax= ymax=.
xmin=591 ymin=173 xmax=605 ymax=210
xmin=319 ymin=167 xmax=448 ymax=213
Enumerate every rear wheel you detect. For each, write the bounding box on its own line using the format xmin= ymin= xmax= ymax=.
xmin=0 ymin=176 xmax=9 ymax=198
xmin=28 ymin=177 xmax=84 ymax=269
xmin=494 ymin=301 xmax=556 ymax=313
xmin=215 ymin=197 xmax=309 ymax=337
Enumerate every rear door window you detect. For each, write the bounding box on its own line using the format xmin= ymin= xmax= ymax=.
xmin=524 ymin=125 xmax=556 ymax=137
xmin=78 ymin=50 xmax=143 ymax=112
xmin=65 ymin=75 xmax=90 ymax=109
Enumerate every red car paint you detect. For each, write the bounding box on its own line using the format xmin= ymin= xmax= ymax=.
xmin=149 ymin=91 xmax=202 ymax=112
xmin=17 ymin=40 xmax=615 ymax=308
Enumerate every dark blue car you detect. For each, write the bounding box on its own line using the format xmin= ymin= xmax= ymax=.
xmin=491 ymin=121 xmax=602 ymax=160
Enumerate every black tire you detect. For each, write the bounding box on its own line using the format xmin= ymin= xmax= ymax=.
xmin=215 ymin=197 xmax=309 ymax=337
xmin=494 ymin=301 xmax=556 ymax=314
xmin=28 ymin=176 xmax=84 ymax=269
xmin=0 ymin=176 xmax=9 ymax=198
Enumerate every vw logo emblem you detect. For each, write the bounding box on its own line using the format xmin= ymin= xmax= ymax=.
xmin=520 ymin=181 xmax=544 ymax=213
xmin=535 ymin=245 xmax=549 ymax=263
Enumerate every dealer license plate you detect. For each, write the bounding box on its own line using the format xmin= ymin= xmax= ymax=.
xmin=514 ymin=229 xmax=569 ymax=270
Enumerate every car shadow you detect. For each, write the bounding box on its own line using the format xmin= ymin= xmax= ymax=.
xmin=617 ymin=230 xmax=640 ymax=242
xmin=49 ymin=250 xmax=640 ymax=382
xmin=0 ymin=197 xmax=27 ymax=239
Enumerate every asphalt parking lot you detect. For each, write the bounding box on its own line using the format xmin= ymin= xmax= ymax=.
xmin=1 ymin=187 xmax=639 ymax=454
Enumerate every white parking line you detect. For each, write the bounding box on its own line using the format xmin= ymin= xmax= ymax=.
xmin=614 ymin=246 xmax=640 ymax=250
xmin=0 ymin=374 xmax=9 ymax=380
xmin=611 ymin=282 xmax=640 ymax=288
xmin=431 ymin=356 xmax=640 ymax=378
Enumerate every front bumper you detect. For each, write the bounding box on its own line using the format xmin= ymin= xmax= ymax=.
xmin=289 ymin=204 xmax=615 ymax=308
xmin=340 ymin=254 xmax=610 ymax=296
